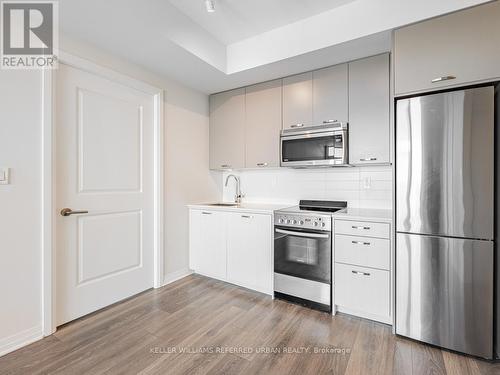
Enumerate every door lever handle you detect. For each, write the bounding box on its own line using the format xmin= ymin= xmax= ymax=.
xmin=61 ymin=208 xmax=89 ymax=217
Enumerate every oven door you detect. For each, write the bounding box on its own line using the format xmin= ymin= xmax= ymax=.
xmin=281 ymin=130 xmax=347 ymax=167
xmin=274 ymin=227 xmax=331 ymax=284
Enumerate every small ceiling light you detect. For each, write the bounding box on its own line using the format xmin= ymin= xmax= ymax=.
xmin=205 ymin=0 xmax=215 ymax=13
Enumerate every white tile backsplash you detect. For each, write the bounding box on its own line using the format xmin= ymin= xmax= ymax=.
xmin=221 ymin=166 xmax=393 ymax=209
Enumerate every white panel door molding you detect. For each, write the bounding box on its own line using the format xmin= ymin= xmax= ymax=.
xmin=55 ymin=62 xmax=160 ymax=326
xmin=77 ymin=88 xmax=144 ymax=193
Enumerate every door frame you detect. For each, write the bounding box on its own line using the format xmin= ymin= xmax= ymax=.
xmin=42 ymin=51 xmax=165 ymax=336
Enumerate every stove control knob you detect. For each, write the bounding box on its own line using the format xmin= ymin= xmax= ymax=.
xmin=291 ymin=219 xmax=297 ymax=225
xmin=299 ymin=220 xmax=304 ymax=225
xmin=314 ymin=221 xmax=319 ymax=227
xmin=278 ymin=218 xmax=283 ymax=224
xmin=321 ymin=222 xmax=326 ymax=228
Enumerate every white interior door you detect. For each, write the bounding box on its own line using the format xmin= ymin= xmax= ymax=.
xmin=56 ymin=63 xmax=154 ymax=325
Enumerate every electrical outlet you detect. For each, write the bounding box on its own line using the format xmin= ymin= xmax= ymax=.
xmin=0 ymin=167 xmax=10 ymax=185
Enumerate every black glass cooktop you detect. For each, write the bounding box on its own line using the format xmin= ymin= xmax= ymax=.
xmin=298 ymin=200 xmax=347 ymax=213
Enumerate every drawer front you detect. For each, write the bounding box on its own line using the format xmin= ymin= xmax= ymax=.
xmin=335 ymin=234 xmax=390 ymax=270
xmin=335 ymin=219 xmax=389 ymax=239
xmin=335 ymin=263 xmax=390 ymax=318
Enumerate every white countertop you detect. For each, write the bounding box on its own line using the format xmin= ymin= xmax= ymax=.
xmin=188 ymin=202 xmax=293 ymax=215
xmin=189 ymin=203 xmax=393 ymax=222
xmin=333 ymin=207 xmax=393 ymax=223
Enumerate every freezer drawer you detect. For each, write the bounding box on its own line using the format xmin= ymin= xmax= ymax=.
xmin=396 ymin=233 xmax=493 ymax=358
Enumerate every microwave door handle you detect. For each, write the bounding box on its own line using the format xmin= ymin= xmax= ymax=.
xmin=275 ymin=228 xmax=330 ymax=239
xmin=342 ymin=132 xmax=348 ymax=164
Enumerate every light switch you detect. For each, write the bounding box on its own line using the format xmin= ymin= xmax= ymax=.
xmin=0 ymin=167 xmax=10 ymax=185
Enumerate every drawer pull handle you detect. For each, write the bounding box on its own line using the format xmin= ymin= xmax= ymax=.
xmin=256 ymin=163 xmax=268 ymax=167
xmin=352 ymin=225 xmax=370 ymax=230
xmin=360 ymin=157 xmax=377 ymax=161
xmin=323 ymin=119 xmax=338 ymax=124
xmin=352 ymin=241 xmax=371 ymax=246
xmin=352 ymin=270 xmax=370 ymax=276
xmin=221 ymin=164 xmax=232 ymax=169
xmin=431 ymin=75 xmax=456 ymax=83
xmin=241 ymin=215 xmax=252 ymax=219
xmin=202 ymin=212 xmax=213 ymax=215
xmin=290 ymin=123 xmax=304 ymax=128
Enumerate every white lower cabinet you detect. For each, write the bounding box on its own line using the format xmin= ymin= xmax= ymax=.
xmin=335 ymin=235 xmax=390 ymax=270
xmin=189 ymin=210 xmax=227 ymax=280
xmin=189 ymin=209 xmax=273 ymax=295
xmin=335 ymin=263 xmax=390 ymax=321
xmin=227 ymin=213 xmax=272 ymax=294
xmin=334 ymin=218 xmax=392 ymax=324
xmin=335 ymin=219 xmax=390 ymax=239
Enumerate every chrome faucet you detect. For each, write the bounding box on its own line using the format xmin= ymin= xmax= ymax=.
xmin=225 ymin=174 xmax=244 ymax=204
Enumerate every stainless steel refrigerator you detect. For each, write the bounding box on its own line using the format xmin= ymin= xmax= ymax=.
xmin=395 ymin=86 xmax=496 ymax=359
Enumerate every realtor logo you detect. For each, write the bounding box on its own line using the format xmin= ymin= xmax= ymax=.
xmin=1 ymin=1 xmax=58 ymax=69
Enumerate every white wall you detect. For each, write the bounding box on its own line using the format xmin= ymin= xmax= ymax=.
xmin=0 ymin=70 xmax=44 ymax=355
xmin=164 ymin=99 xmax=221 ymax=279
xmin=0 ymin=36 xmax=218 ymax=356
xmin=222 ymin=166 xmax=392 ymax=209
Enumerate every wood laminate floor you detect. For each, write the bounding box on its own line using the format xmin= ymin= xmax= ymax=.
xmin=1 ymin=274 xmax=498 ymax=375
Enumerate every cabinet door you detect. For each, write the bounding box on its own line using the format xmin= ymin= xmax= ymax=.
xmin=349 ymin=54 xmax=390 ymax=165
xmin=189 ymin=210 xmax=227 ymax=280
xmin=335 ymin=263 xmax=390 ymax=322
xmin=282 ymin=72 xmax=313 ymax=130
xmin=313 ymin=64 xmax=348 ymax=125
xmin=227 ymin=213 xmax=272 ymax=294
xmin=245 ymin=80 xmax=282 ymax=168
xmin=209 ymin=88 xmax=245 ymax=170
xmin=394 ymin=1 xmax=500 ymax=96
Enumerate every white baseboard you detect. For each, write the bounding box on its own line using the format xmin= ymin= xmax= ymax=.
xmin=0 ymin=325 xmax=43 ymax=358
xmin=162 ymin=268 xmax=193 ymax=286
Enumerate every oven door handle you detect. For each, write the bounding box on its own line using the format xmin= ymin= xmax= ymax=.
xmin=275 ymin=228 xmax=330 ymax=239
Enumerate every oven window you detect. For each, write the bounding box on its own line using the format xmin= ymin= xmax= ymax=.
xmin=274 ymin=228 xmax=331 ymax=284
xmin=282 ymin=135 xmax=343 ymax=162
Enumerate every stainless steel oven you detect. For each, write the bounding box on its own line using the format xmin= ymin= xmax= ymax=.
xmin=274 ymin=203 xmax=337 ymax=312
xmin=280 ymin=123 xmax=348 ymax=168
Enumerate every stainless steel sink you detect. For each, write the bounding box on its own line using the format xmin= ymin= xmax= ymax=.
xmin=206 ymin=203 xmax=239 ymax=207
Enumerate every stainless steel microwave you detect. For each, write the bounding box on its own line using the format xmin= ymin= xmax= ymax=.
xmin=280 ymin=123 xmax=348 ymax=167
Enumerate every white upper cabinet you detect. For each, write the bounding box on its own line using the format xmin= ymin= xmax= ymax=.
xmin=209 ymin=88 xmax=245 ymax=170
xmin=313 ymin=64 xmax=348 ymax=126
xmin=394 ymin=1 xmax=500 ymax=96
xmin=349 ymin=54 xmax=390 ymax=165
xmin=245 ymin=80 xmax=282 ymax=168
xmin=210 ymin=55 xmax=393 ymax=169
xmin=282 ymin=72 xmax=313 ymax=130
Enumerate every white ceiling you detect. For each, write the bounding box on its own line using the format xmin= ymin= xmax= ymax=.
xmin=58 ymin=0 xmax=491 ymax=94
xmin=168 ymin=0 xmax=356 ymax=44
